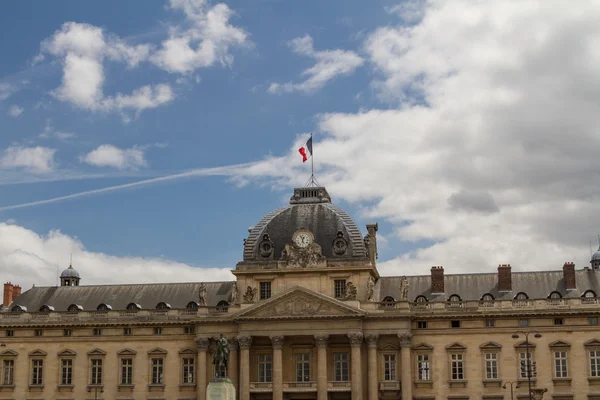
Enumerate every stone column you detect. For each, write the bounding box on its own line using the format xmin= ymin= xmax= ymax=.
xmin=398 ymin=333 xmax=413 ymax=400
xmin=229 ymin=338 xmax=239 ymax=394
xmin=315 ymin=334 xmax=329 ymax=400
xmin=271 ymin=335 xmax=284 ymax=400
xmin=348 ymin=331 xmax=364 ymax=400
xmin=238 ymin=335 xmax=252 ymax=400
xmin=196 ymin=337 xmax=209 ymax=400
xmin=365 ymin=334 xmax=379 ymax=400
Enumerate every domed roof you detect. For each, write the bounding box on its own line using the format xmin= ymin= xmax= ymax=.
xmin=243 ymin=187 xmax=367 ymax=261
xmin=60 ymin=265 xmax=80 ymax=279
xmin=593 ymin=249 xmax=600 ymax=262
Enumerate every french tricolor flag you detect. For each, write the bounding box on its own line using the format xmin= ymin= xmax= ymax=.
xmin=298 ymin=137 xmax=313 ymax=163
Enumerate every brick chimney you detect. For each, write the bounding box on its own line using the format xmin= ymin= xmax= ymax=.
xmin=366 ymin=223 xmax=378 ymax=267
xmin=431 ymin=266 xmax=444 ymax=294
xmin=3 ymin=282 xmax=14 ymax=307
xmin=13 ymin=285 xmax=21 ymax=297
xmin=563 ymin=262 xmax=576 ymax=290
xmin=498 ymin=264 xmax=512 ymax=292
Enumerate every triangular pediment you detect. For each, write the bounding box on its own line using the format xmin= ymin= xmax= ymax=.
xmin=28 ymin=349 xmax=47 ymax=357
xmin=549 ymin=340 xmax=571 ymax=348
xmin=445 ymin=342 xmax=467 ymax=351
xmin=413 ymin=343 xmax=434 ymax=351
xmin=148 ymin=347 xmax=168 ymax=356
xmin=233 ymin=286 xmax=366 ymax=319
xmin=118 ymin=348 xmax=137 ymax=356
xmin=1 ymin=350 xmax=18 ymax=357
xmin=480 ymin=342 xmax=502 ymax=350
xmin=586 ymin=339 xmax=600 ymax=347
xmin=87 ymin=348 xmax=106 ymax=356
xmin=58 ymin=349 xmax=76 ymax=357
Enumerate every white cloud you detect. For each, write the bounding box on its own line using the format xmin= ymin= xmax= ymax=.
xmin=0 ymin=222 xmax=233 ymax=292
xmin=1 ymin=146 xmax=56 ymax=174
xmin=385 ymin=0 xmax=426 ymax=24
xmin=151 ymin=0 xmax=248 ymax=73
xmin=38 ymin=120 xmax=77 ymax=141
xmin=80 ymin=144 xmax=147 ymax=170
xmin=8 ymin=105 xmax=23 ymax=118
xmin=41 ymin=22 xmax=171 ymax=117
xmin=268 ymin=35 xmax=364 ymax=94
xmin=0 ymin=83 xmax=16 ymax=101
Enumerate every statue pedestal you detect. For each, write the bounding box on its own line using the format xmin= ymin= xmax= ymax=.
xmin=207 ymin=378 xmax=236 ymax=400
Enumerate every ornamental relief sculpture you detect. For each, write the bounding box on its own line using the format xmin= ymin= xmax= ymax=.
xmin=280 ymin=242 xmax=327 ymax=269
xmin=243 ymin=286 xmax=257 ymax=303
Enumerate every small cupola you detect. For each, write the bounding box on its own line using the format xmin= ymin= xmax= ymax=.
xmin=60 ymin=264 xmax=81 ymax=287
xmin=592 ymin=236 xmax=600 ymax=270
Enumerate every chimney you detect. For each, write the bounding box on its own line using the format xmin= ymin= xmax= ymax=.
xmin=366 ymin=223 xmax=378 ymax=267
xmin=13 ymin=285 xmax=21 ymax=297
xmin=3 ymin=282 xmax=14 ymax=307
xmin=498 ymin=264 xmax=512 ymax=292
xmin=430 ymin=266 xmax=444 ymax=294
xmin=563 ymin=262 xmax=576 ymax=290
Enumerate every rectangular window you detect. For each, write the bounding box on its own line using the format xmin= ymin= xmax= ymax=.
xmin=383 ymin=354 xmax=396 ymax=381
xmin=5 ymin=330 xmax=13 ymax=337
xmin=334 ymin=352 xmax=349 ymax=381
xmin=589 ymin=317 xmax=599 ymax=326
xmin=334 ymin=280 xmax=346 ymax=299
xmin=61 ymin=359 xmax=73 ymax=385
xmin=31 ymin=359 xmax=43 ymax=385
xmin=519 ymin=352 xmax=532 ymax=379
xmin=451 ymin=320 xmax=461 ymax=328
xmin=182 ymin=358 xmax=195 ymax=384
xmin=554 ymin=318 xmax=564 ymax=325
xmin=93 ymin=328 xmax=102 ymax=336
xmin=485 ymin=319 xmax=495 ymax=328
xmin=123 ymin=327 xmax=132 ymax=336
xmin=34 ymin=329 xmax=43 ymax=337
xmin=295 ymin=353 xmax=310 ymax=382
xmin=519 ymin=319 xmax=529 ymax=327
xmin=259 ymin=282 xmax=272 ymax=300
xmin=184 ymin=326 xmax=195 ymax=334
xmin=417 ymin=354 xmax=430 ymax=380
xmin=450 ymin=353 xmax=464 ymax=380
xmin=63 ymin=329 xmax=72 ymax=336
xmin=151 ymin=358 xmax=164 ymax=384
xmin=554 ymin=351 xmax=568 ymax=378
xmin=154 ymin=327 xmax=162 ymax=335
xmin=485 ymin=353 xmax=498 ymax=379
xmin=417 ymin=321 xmax=427 ymax=329
xmin=121 ymin=358 xmax=133 ymax=385
xmin=257 ymin=354 xmax=272 ymax=383
xmin=2 ymin=360 xmax=14 ymax=385
xmin=591 ymin=350 xmax=600 ymax=377
xmin=90 ymin=359 xmax=102 ymax=385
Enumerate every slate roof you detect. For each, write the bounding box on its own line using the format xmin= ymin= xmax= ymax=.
xmin=376 ymin=269 xmax=600 ymax=302
xmin=7 ymin=281 xmax=234 ymax=312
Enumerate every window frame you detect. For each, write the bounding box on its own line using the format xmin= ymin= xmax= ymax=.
xmin=259 ymin=281 xmax=272 ymax=300
xmin=553 ymin=350 xmax=568 ymax=378
xmin=382 ymin=353 xmax=397 ymax=382
xmin=257 ymin=353 xmax=273 ymax=383
xmin=446 ymin=343 xmax=467 ymax=384
xmin=89 ymin=358 xmax=103 ymax=385
xmin=334 ymin=279 xmax=347 ymax=299
xmin=294 ymin=352 xmax=311 ymax=382
xmin=30 ymin=358 xmax=44 ymax=386
xmin=60 ymin=358 xmax=73 ymax=385
xmin=2 ymin=358 xmax=14 ymax=385
xmin=151 ymin=357 xmax=165 ymax=385
xmin=586 ymin=341 xmax=600 ymax=378
xmin=182 ymin=357 xmax=195 ymax=384
xmin=333 ymin=352 xmax=349 ymax=382
xmin=414 ymin=345 xmax=433 ymax=383
xmin=120 ymin=357 xmax=133 ymax=385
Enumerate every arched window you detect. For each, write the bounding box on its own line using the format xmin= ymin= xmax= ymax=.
xmin=548 ymin=291 xmax=562 ymax=299
xmin=381 ymin=296 xmax=396 ymax=308
xmin=448 ymin=294 xmax=461 ymax=302
xmin=67 ymin=304 xmax=82 ymax=312
xmin=96 ymin=303 xmax=112 ymax=311
xmin=186 ymin=301 xmax=199 ymax=310
xmin=39 ymin=305 xmax=54 ymax=312
xmin=481 ymin=293 xmax=494 ymax=301
xmin=514 ymin=292 xmax=529 ymax=300
xmin=583 ymin=290 xmax=597 ymax=298
xmin=155 ymin=302 xmax=171 ymax=310
xmin=415 ymin=295 xmax=428 ymax=303
xmin=10 ymin=305 xmax=26 ymax=313
xmin=126 ymin=303 xmax=141 ymax=311
xmin=217 ymin=301 xmax=230 ymax=307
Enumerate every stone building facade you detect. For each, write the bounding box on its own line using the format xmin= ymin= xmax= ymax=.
xmin=1 ymin=186 xmax=600 ymax=400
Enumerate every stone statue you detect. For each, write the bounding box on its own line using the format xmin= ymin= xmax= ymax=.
xmin=213 ymin=334 xmax=229 ymax=378
xmin=230 ymin=281 xmax=239 ymax=305
xmin=400 ymin=276 xmax=409 ymax=300
xmin=366 ymin=276 xmax=375 ymax=301
xmin=345 ymin=282 xmax=357 ymax=300
xmin=243 ymin=286 xmax=257 ymax=303
xmin=198 ymin=283 xmax=207 ymax=306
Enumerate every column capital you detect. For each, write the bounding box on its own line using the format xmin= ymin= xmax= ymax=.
xmin=348 ymin=331 xmax=363 ymax=347
xmin=270 ymin=335 xmax=284 ymax=350
xmin=229 ymin=337 xmax=239 ymax=349
xmin=237 ymin=335 xmax=253 ymax=350
xmin=398 ymin=333 xmax=412 ymax=347
xmin=314 ymin=334 xmax=329 ymax=348
xmin=195 ymin=336 xmax=210 ymax=351
xmin=365 ymin=334 xmax=379 ymax=348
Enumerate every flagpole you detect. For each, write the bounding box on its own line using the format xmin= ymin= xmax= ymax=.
xmin=310 ymin=132 xmax=314 ymax=179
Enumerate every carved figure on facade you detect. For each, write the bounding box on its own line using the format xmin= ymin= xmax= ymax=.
xmin=198 ymin=283 xmax=207 ymax=306
xmin=400 ymin=276 xmax=409 ymax=300
xmin=212 ymin=333 xmax=229 ymax=378
xmin=280 ymin=242 xmax=326 ymax=268
xmin=366 ymin=276 xmax=375 ymax=301
xmin=243 ymin=286 xmax=257 ymax=303
xmin=195 ymin=336 xmax=209 ymax=351
xmin=344 ymin=281 xmax=357 ymax=300
xmin=230 ymin=281 xmax=239 ymax=305
xmin=272 ymin=296 xmax=327 ymax=316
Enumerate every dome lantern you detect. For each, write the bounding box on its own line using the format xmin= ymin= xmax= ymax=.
xmin=60 ymin=264 xmax=81 ymax=287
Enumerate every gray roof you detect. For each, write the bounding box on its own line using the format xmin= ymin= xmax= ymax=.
xmin=8 ymin=281 xmax=234 ymax=312
xmin=243 ymin=187 xmax=367 ymax=261
xmin=376 ymin=269 xmax=600 ymax=302
xmin=60 ymin=265 xmax=80 ymax=279
xmin=592 ymin=249 xmax=600 ymax=261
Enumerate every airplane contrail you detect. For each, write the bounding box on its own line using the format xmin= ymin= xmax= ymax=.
xmin=0 ymin=162 xmax=257 ymax=212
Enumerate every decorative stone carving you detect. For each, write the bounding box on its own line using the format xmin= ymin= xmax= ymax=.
xmin=366 ymin=276 xmax=375 ymax=301
xmin=270 ymin=335 xmax=284 ymax=349
xmin=195 ymin=336 xmax=209 ymax=351
xmin=332 ymin=231 xmax=348 ymax=255
xmin=365 ymin=334 xmax=379 ymax=348
xmin=228 ymin=337 xmax=238 ymax=350
xmin=400 ymin=276 xmax=409 ymax=301
xmin=314 ymin=334 xmax=329 ymax=348
xmin=237 ymin=335 xmax=252 ymax=350
xmin=259 ymin=233 xmax=274 ymax=258
xmin=198 ymin=283 xmax=207 ymax=306
xmin=348 ymin=331 xmax=363 ymax=347
xmin=280 ymin=242 xmax=327 ymax=268
xmin=344 ymin=282 xmax=357 ymax=300
xmin=243 ymin=286 xmax=257 ymax=303
xmin=230 ymin=282 xmax=239 ymax=305
xmin=398 ymin=333 xmax=412 ymax=347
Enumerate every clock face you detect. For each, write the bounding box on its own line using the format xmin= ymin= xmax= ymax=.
xmin=294 ymin=232 xmax=311 ymax=248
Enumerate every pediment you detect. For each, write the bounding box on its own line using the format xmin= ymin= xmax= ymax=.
xmin=58 ymin=349 xmax=77 ymax=357
xmin=585 ymin=339 xmax=600 ymax=347
xmin=28 ymin=349 xmax=47 ymax=357
xmin=480 ymin=342 xmax=502 ymax=350
xmin=148 ymin=347 xmax=168 ymax=356
xmin=233 ymin=286 xmax=365 ymax=319
xmin=118 ymin=348 xmax=137 ymax=356
xmin=1 ymin=350 xmax=18 ymax=357
xmin=549 ymin=340 xmax=571 ymax=348
xmin=514 ymin=341 xmax=536 ymax=349
xmin=378 ymin=342 xmax=399 ymax=351
xmin=87 ymin=348 xmax=106 ymax=356
xmin=445 ymin=343 xmax=467 ymax=351
xmin=179 ymin=348 xmax=198 ymax=355
xmin=413 ymin=343 xmax=434 ymax=351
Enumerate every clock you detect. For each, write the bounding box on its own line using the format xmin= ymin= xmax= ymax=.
xmin=293 ymin=231 xmax=313 ymax=248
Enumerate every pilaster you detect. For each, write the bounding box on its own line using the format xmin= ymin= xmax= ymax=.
xmin=271 ymin=335 xmax=284 ymax=400
xmin=315 ymin=334 xmax=329 ymax=400
xmin=365 ymin=334 xmax=379 ymax=400
xmin=348 ymin=331 xmax=363 ymax=400
xmin=195 ymin=336 xmax=209 ymax=400
xmin=238 ymin=335 xmax=252 ymax=400
xmin=398 ymin=333 xmax=412 ymax=400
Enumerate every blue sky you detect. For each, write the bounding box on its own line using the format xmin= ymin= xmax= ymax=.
xmin=2 ymin=0 xmax=600 ymax=289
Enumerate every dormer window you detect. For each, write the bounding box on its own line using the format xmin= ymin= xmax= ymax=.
xmin=126 ymin=303 xmax=141 ymax=311
xmin=415 ymin=295 xmax=428 ymax=303
xmin=10 ymin=305 xmax=26 ymax=313
xmin=548 ymin=291 xmax=562 ymax=299
xmin=382 ymin=296 xmax=396 ymax=307
xmin=448 ymin=294 xmax=461 ymax=302
xmin=67 ymin=304 xmax=83 ymax=312
xmin=584 ymin=290 xmax=597 ymax=298
xmin=481 ymin=293 xmax=494 ymax=301
xmin=96 ymin=303 xmax=112 ymax=311
xmin=514 ymin=292 xmax=529 ymax=300
xmin=39 ymin=305 xmax=54 ymax=312
xmin=186 ymin=301 xmax=199 ymax=310
xmin=155 ymin=302 xmax=171 ymax=310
